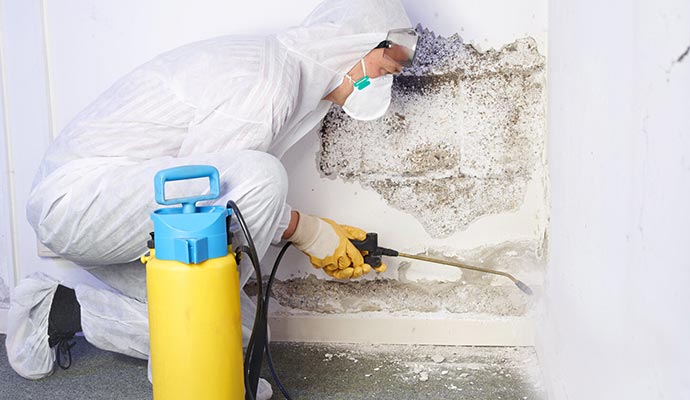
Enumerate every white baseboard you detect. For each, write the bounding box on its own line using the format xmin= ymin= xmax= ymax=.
xmin=0 ymin=307 xmax=7 ymax=334
xmin=24 ymin=252 xmax=535 ymax=346
xmin=269 ymin=314 xmax=535 ymax=346
xmin=0 ymin=306 xmax=534 ymax=346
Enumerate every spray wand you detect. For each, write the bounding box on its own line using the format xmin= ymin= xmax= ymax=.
xmin=351 ymin=233 xmax=533 ymax=295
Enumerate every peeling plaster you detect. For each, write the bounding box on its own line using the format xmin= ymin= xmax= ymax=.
xmin=250 ymin=275 xmax=530 ymax=316
xmin=320 ymin=26 xmax=546 ymax=237
xmin=248 ymin=240 xmax=543 ymax=316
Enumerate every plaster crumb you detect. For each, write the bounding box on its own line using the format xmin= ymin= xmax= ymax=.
xmin=431 ymin=355 xmax=445 ymax=363
xmin=419 ymin=371 xmax=429 ymax=381
xmin=319 ymin=24 xmax=546 ymax=237
xmin=448 ymin=383 xmax=462 ymax=391
xmin=460 ymin=372 xmax=470 ymax=378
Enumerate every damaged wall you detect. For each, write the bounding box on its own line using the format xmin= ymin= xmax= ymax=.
xmin=265 ymin=0 xmax=549 ymax=321
xmin=320 ymin=29 xmax=545 ymax=238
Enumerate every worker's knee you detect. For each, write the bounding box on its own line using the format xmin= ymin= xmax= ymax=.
xmin=25 ymin=168 xmax=147 ymax=265
xmin=254 ymin=152 xmax=288 ymax=203
xmin=224 ymin=150 xmax=288 ymax=206
xmin=27 ymin=192 xmax=98 ymax=263
xmin=26 ymin=186 xmax=68 ymax=257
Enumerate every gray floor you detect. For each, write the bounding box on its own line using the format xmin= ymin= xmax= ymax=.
xmin=1 ymin=335 xmax=150 ymax=400
xmin=1 ymin=335 xmax=544 ymax=399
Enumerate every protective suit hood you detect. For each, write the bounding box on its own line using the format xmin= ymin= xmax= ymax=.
xmin=268 ymin=0 xmax=411 ymax=157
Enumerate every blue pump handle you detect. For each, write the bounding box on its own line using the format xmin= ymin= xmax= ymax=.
xmin=154 ymin=165 xmax=221 ymax=213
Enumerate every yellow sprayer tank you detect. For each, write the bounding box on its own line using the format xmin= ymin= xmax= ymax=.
xmin=142 ymin=165 xmax=243 ymax=400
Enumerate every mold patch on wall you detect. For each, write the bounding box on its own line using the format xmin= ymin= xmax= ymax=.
xmin=320 ymin=26 xmax=546 ymax=237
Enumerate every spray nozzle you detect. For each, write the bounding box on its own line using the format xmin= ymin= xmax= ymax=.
xmin=351 ymin=232 xmax=534 ymax=295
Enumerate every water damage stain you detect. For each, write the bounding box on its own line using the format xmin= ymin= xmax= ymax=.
xmin=320 ymin=25 xmax=546 ymax=237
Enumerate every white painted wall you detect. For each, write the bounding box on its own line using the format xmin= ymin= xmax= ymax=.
xmin=0 ymin=1 xmax=15 ymax=326
xmin=0 ymin=0 xmax=547 ymax=333
xmin=540 ymin=0 xmax=690 ymax=398
xmin=0 ymin=1 xmax=63 ymax=325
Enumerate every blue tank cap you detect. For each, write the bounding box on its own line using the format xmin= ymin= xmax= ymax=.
xmin=150 ymin=165 xmax=230 ymax=264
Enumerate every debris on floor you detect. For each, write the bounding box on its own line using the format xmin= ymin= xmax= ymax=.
xmin=263 ymin=342 xmax=546 ymax=400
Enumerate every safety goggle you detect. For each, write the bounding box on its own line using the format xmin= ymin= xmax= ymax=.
xmin=375 ymin=27 xmax=419 ymax=68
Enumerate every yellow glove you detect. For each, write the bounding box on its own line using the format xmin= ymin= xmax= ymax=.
xmin=287 ymin=213 xmax=385 ymax=279
xmin=337 ymin=223 xmax=387 ymax=274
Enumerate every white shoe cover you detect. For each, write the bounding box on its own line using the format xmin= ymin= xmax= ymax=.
xmin=257 ymin=377 xmax=274 ymax=400
xmin=5 ymin=273 xmax=60 ymax=380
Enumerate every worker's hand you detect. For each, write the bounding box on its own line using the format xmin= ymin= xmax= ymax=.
xmin=287 ymin=213 xmax=376 ymax=279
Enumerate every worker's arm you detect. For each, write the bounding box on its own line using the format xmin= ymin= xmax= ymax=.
xmin=281 ymin=210 xmax=300 ymax=240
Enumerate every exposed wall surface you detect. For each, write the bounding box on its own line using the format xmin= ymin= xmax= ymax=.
xmin=270 ymin=3 xmax=548 ymax=322
xmin=320 ymin=29 xmax=545 ymax=238
xmin=540 ymin=0 xmax=690 ymax=398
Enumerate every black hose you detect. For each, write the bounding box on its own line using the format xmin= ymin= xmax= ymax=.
xmin=228 ymin=201 xmax=294 ymax=399
xmin=264 ymin=242 xmax=293 ymax=400
xmin=235 ymin=246 xmax=256 ymax=400
xmin=265 ymin=345 xmax=290 ymax=399
xmin=227 ymin=201 xmax=264 ymax=400
xmin=244 ymin=374 xmax=256 ymax=400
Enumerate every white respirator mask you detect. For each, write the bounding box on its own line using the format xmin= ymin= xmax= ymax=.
xmin=342 ymin=59 xmax=393 ymax=121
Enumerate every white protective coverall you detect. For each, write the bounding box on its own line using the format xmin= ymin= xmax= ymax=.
xmin=5 ymin=0 xmax=411 ymax=396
